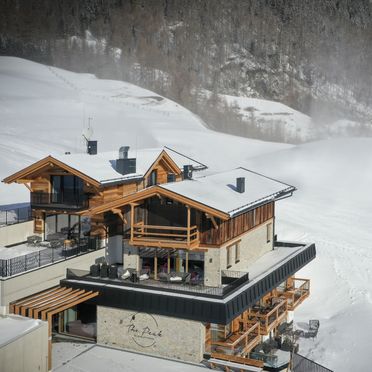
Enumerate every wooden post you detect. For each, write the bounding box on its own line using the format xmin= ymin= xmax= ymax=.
xmin=130 ymin=203 xmax=135 ymax=241
xmin=186 ymin=205 xmax=190 ymax=246
xmin=186 ymin=250 xmax=189 ymax=273
xmin=154 ymin=249 xmax=158 ymax=280
xmin=167 ymin=251 xmax=170 ymax=274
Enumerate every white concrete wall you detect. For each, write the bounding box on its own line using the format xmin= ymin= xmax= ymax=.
xmin=123 ymin=241 xmax=140 ymax=270
xmin=106 ymin=235 xmax=123 ymax=264
xmin=0 ymin=249 xmax=105 ymax=311
xmin=0 ymin=317 xmax=48 ymax=372
xmin=0 ymin=221 xmax=37 ymax=247
xmin=97 ymin=306 xmax=205 ymax=363
xmin=204 ymin=219 xmax=274 ymax=286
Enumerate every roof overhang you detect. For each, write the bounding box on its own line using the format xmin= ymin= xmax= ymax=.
xmin=80 ymin=184 xmax=230 ymax=220
xmin=2 ymin=155 xmax=101 ymax=188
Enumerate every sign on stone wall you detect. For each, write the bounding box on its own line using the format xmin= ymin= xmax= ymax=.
xmin=123 ymin=312 xmax=163 ymax=348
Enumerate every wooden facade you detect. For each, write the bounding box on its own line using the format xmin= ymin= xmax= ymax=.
xmin=199 ymin=202 xmax=274 ymax=246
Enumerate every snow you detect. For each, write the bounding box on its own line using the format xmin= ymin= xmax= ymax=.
xmin=53 ymin=343 xmax=209 ymax=372
xmin=0 ymin=315 xmax=43 ymax=347
xmin=1 ymin=57 xmax=371 ymax=371
xmin=244 ymin=138 xmax=372 ymax=372
xmin=49 ymin=147 xmax=206 ymax=184
xmin=0 ymin=243 xmax=45 ymax=259
xmin=0 ymin=57 xmax=290 ymax=205
xmin=161 ymin=167 xmax=294 ymax=216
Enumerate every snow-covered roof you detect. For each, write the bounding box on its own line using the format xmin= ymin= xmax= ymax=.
xmin=0 ymin=315 xmax=46 ymax=347
xmin=160 ymin=167 xmax=295 ymax=217
xmin=52 ymin=147 xmax=206 ymax=185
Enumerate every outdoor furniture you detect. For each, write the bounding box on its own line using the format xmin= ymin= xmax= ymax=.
xmin=305 ymin=320 xmax=320 ymax=338
xmin=100 ymin=263 xmax=109 ymax=278
xmin=27 ymin=235 xmax=42 ymax=246
xmin=158 ymin=271 xmax=190 ymax=283
xmin=90 ymin=264 xmax=100 ymax=277
xmin=109 ymin=265 xmax=118 ymax=279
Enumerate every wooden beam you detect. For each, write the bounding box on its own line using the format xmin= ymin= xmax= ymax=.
xmin=3 ymin=155 xmax=100 ymax=187
xmin=80 ymin=185 xmax=229 ymax=220
xmin=206 ymin=213 xmax=219 ymax=230
xmin=186 ymin=205 xmax=190 ymax=246
xmin=112 ymin=208 xmax=127 ymax=224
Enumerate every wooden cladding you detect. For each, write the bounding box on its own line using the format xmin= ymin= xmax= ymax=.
xmin=200 ymin=202 xmax=274 ymax=246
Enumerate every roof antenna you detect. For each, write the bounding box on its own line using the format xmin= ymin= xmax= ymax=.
xmin=82 ymin=117 xmax=97 ymax=155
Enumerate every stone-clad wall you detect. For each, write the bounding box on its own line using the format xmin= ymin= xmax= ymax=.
xmin=204 ymin=219 xmax=274 ymax=286
xmin=97 ymin=306 xmax=205 ymax=363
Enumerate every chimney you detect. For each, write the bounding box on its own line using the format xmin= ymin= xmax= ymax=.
xmin=87 ymin=140 xmax=97 ymax=155
xmin=236 ymin=177 xmax=245 ymax=193
xmin=119 ymin=146 xmax=130 ymax=159
xmin=116 ymin=146 xmax=136 ymax=175
xmin=183 ymin=165 xmax=193 ymax=180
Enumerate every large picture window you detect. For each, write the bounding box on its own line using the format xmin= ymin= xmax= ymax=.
xmin=51 ymin=175 xmax=84 ymax=204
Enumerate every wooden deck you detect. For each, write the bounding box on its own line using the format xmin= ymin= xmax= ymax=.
xmin=243 ymin=299 xmax=288 ymax=335
xmin=211 ymin=322 xmax=261 ymax=356
xmin=130 ymin=222 xmax=200 ymax=249
xmin=276 ymin=278 xmax=310 ymax=311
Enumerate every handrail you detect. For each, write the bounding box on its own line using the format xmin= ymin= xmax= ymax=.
xmin=131 ymin=222 xmax=199 ymax=248
xmin=211 ymin=322 xmax=259 ymax=348
xmin=133 ymin=223 xmax=197 ymax=231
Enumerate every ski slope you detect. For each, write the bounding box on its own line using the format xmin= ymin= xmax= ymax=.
xmin=0 ymin=57 xmax=371 ymax=371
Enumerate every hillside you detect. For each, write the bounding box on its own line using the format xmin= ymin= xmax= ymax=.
xmin=1 ymin=0 xmax=372 ymax=141
xmin=1 ymin=58 xmax=371 ymax=371
xmin=0 ymin=57 xmax=290 ymax=204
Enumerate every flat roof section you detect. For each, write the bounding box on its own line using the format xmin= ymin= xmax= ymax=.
xmin=0 ymin=314 xmax=45 ymax=348
xmin=61 ymin=241 xmax=316 ymax=325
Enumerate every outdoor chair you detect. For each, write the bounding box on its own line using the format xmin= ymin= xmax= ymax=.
xmin=27 ymin=235 xmax=42 ymax=246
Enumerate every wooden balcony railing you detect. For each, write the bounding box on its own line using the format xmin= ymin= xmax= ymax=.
xmin=130 ymin=222 xmax=200 ymax=249
xmin=245 ymin=299 xmax=288 ymax=335
xmin=276 ymin=278 xmax=310 ymax=311
xmin=211 ymin=322 xmax=261 ymax=356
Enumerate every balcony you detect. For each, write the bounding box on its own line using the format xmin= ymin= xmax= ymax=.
xmin=245 ymin=299 xmax=288 ymax=335
xmin=31 ymin=192 xmax=89 ymax=211
xmin=130 ymin=222 xmax=200 ymax=249
xmin=210 ymin=322 xmax=261 ymax=356
xmin=276 ymin=278 xmax=310 ymax=311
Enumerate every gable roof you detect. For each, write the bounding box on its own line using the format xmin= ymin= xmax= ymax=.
xmin=2 ymin=147 xmax=207 ymax=186
xmin=160 ymin=167 xmax=296 ymax=217
xmin=82 ymin=167 xmax=295 ymax=219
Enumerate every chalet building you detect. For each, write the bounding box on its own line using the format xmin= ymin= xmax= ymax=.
xmin=2 ymin=145 xmax=316 ymax=371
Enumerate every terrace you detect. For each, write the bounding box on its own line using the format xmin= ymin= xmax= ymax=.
xmin=245 ymin=299 xmax=288 ymax=335
xmin=65 ymin=267 xmax=249 ymax=298
xmin=276 ymin=277 xmax=310 ymax=310
xmin=210 ymin=322 xmax=261 ymax=356
xmin=0 ymin=237 xmax=103 ymax=277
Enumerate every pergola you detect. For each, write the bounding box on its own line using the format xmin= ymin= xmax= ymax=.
xmin=10 ymin=286 xmax=99 ymax=370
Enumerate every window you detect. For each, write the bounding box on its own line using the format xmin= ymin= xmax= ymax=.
xmin=267 ymin=222 xmax=273 ymax=243
xmin=148 ymin=170 xmax=158 ymax=186
xmin=51 ymin=175 xmax=83 ymax=204
xmin=167 ymin=173 xmax=176 ymax=183
xmin=226 ymin=245 xmax=233 ymax=268
xmin=235 ymin=242 xmax=240 ymax=263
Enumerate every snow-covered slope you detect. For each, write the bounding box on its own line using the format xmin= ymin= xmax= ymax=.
xmin=222 ymin=93 xmax=313 ymax=142
xmin=244 ymin=138 xmax=372 ymax=372
xmin=1 ymin=57 xmax=371 ymax=372
xmin=0 ymin=57 xmax=290 ymax=205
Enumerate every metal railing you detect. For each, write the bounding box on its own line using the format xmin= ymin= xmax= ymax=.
xmin=66 ymin=268 xmax=249 ymax=299
xmin=30 ymin=192 xmax=89 ymax=210
xmin=0 ymin=237 xmax=102 ymax=278
xmin=0 ymin=205 xmax=32 ymax=226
